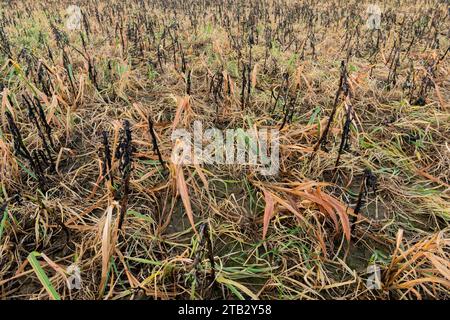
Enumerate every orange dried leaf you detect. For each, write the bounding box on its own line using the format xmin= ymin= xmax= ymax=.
xmin=172 ymin=96 xmax=190 ymax=131
xmin=262 ymin=189 xmax=275 ymax=240
xmin=176 ymin=166 xmax=198 ymax=235
xmin=316 ymin=189 xmax=351 ymax=241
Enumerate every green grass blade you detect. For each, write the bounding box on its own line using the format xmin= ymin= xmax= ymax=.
xmin=27 ymin=252 xmax=61 ymax=300
xmin=0 ymin=207 xmax=8 ymax=245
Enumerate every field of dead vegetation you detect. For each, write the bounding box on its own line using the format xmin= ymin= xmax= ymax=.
xmin=0 ymin=0 xmax=449 ymax=300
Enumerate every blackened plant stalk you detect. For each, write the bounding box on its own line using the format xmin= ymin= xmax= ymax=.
xmin=181 ymin=47 xmax=187 ymax=74
xmin=269 ymin=82 xmax=282 ymax=116
xmin=82 ymin=10 xmax=91 ymax=41
xmin=116 ymin=120 xmax=133 ymax=230
xmin=387 ymin=46 xmax=400 ymax=90
xmin=185 ymin=69 xmax=191 ymax=96
xmin=351 ymin=169 xmax=377 ymax=239
xmin=62 ymin=49 xmax=76 ymax=97
xmin=87 ymin=57 xmax=100 ymax=91
xmin=0 ymin=27 xmax=12 ymax=58
xmin=246 ymin=61 xmax=251 ymax=106
xmin=80 ymin=33 xmax=100 ymax=92
xmin=23 ymin=95 xmax=54 ymax=170
xmin=115 ymin=120 xmax=133 ymax=173
xmin=36 ymin=62 xmax=54 ymax=97
xmin=5 ymin=111 xmax=46 ymax=189
xmin=270 ymin=72 xmax=289 ymax=116
xmin=270 ymin=88 xmax=279 ymax=115
xmin=147 ymin=116 xmax=165 ymax=171
xmin=333 ymin=104 xmax=354 ymax=172
xmin=210 ymin=71 xmax=224 ymax=105
xmin=314 ymin=61 xmax=348 ymax=153
xmin=50 ymin=23 xmax=68 ymax=49
xmin=32 ymin=150 xmax=45 ymax=175
xmin=279 ymin=94 xmax=297 ymax=130
xmin=34 ymin=97 xmax=55 ymax=149
xmin=192 ymin=223 xmax=216 ymax=288
xmin=37 ymin=149 xmax=50 ymax=169
xmin=102 ymin=131 xmax=114 ymax=187
xmin=240 ymin=64 xmax=247 ymax=109
xmin=5 ymin=111 xmax=32 ymax=163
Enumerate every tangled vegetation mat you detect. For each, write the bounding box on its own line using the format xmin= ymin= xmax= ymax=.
xmin=0 ymin=0 xmax=449 ymax=300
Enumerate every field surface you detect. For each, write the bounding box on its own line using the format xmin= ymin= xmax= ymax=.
xmin=0 ymin=0 xmax=449 ymax=299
